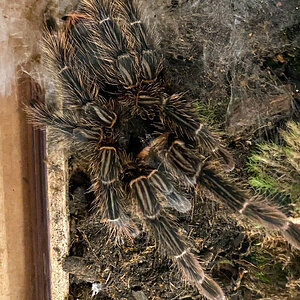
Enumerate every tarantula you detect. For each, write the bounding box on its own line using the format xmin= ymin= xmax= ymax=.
xmin=27 ymin=0 xmax=300 ymax=299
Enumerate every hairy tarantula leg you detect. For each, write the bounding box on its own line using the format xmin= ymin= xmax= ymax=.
xmin=25 ymin=103 xmax=102 ymax=143
xmin=148 ymin=169 xmax=191 ymax=213
xmin=75 ymin=0 xmax=141 ymax=89
xmin=113 ymin=0 xmax=163 ymax=82
xmin=201 ymin=167 xmax=300 ymax=250
xmin=43 ymin=29 xmax=106 ymax=108
xmin=78 ymin=0 xmax=124 ymax=61
xmin=90 ymin=146 xmax=138 ymax=243
xmin=137 ymin=94 xmax=234 ymax=170
xmin=62 ymin=15 xmax=116 ymax=93
xmin=84 ymin=102 xmax=117 ymax=128
xmin=114 ymin=0 xmax=151 ymax=51
xmin=151 ymin=134 xmax=300 ymax=249
xmin=130 ymin=176 xmax=224 ymax=300
xmin=149 ymin=134 xmax=205 ymax=186
xmin=162 ymin=94 xmax=235 ymax=170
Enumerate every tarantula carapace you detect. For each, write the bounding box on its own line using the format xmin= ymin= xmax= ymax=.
xmin=27 ymin=0 xmax=300 ymax=299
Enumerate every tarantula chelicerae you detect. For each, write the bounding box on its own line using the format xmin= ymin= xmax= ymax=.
xmin=27 ymin=0 xmax=300 ymax=299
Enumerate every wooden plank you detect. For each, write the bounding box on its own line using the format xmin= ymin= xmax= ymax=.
xmin=17 ymin=73 xmax=52 ymax=300
xmin=0 ymin=81 xmax=36 ymax=299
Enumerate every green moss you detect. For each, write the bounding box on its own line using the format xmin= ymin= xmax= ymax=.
xmin=248 ymin=175 xmax=278 ymax=194
xmin=217 ymin=258 xmax=235 ymax=267
xmin=247 ymin=251 xmax=270 ymax=267
xmin=247 ymin=250 xmax=288 ymax=287
xmin=248 ymin=122 xmax=300 ymax=213
xmin=194 ymin=99 xmax=228 ymax=126
xmin=255 ymin=272 xmax=270 ymax=283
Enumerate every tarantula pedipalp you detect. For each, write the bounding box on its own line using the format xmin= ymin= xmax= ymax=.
xmin=26 ymin=0 xmax=300 ymax=299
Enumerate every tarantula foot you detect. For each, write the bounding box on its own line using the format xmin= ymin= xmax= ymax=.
xmin=106 ymin=216 xmax=140 ymax=244
xmin=197 ymin=276 xmax=225 ymax=300
xmin=281 ymin=222 xmax=300 ymax=250
xmin=176 ymin=250 xmax=225 ymax=300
